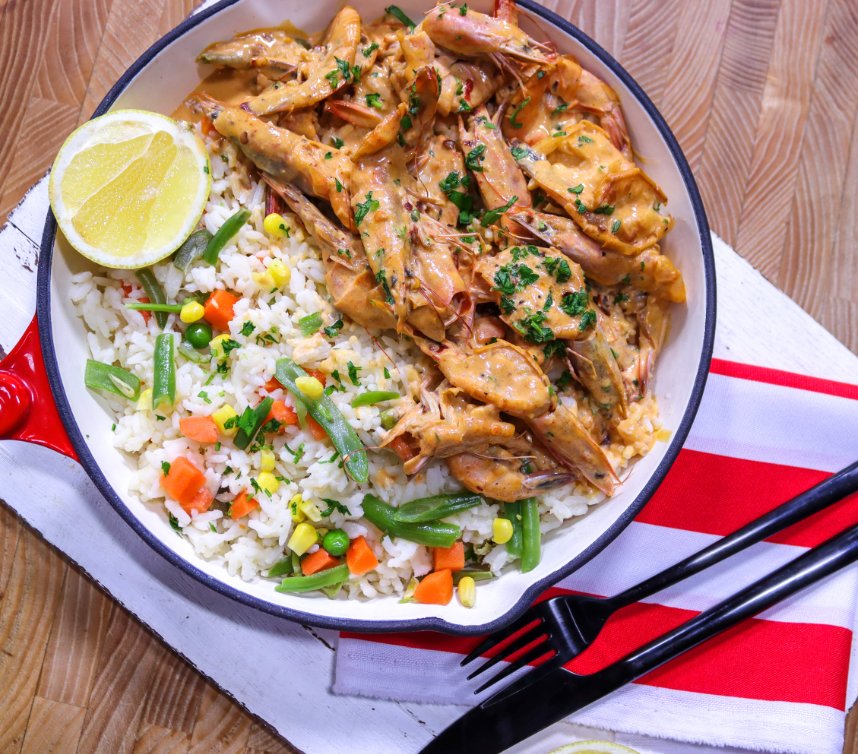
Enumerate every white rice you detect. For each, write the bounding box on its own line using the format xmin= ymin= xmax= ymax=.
xmin=69 ymin=127 xmax=650 ymax=600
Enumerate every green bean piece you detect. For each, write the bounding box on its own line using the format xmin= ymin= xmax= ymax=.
xmin=321 ymin=580 xmax=346 ymax=599
xmin=379 ymin=408 xmax=399 ymax=430
xmin=84 ymin=360 xmax=141 ymax=401
xmin=152 ymin=334 xmax=176 ymax=409
xmin=233 ymin=396 xmax=273 ymax=450
xmin=173 ymin=229 xmax=213 ymax=272
xmin=384 ymin=4 xmax=415 ymax=27
xmin=298 ymin=312 xmax=323 ymax=337
xmin=203 ymin=209 xmax=251 ymax=265
xmin=393 ymin=492 xmax=482 ymax=523
xmin=362 ymin=495 xmax=460 ymax=548
xmin=453 ymin=570 xmax=494 ymax=585
xmin=135 ymin=269 xmax=169 ymax=328
xmin=503 ymin=501 xmax=523 ymax=559
xmin=125 ymin=303 xmax=183 ymax=313
xmin=275 ymin=564 xmax=349 ymax=593
xmin=275 ymin=358 xmax=368 ymax=483
xmin=177 ymin=341 xmax=210 ymax=364
xmin=291 ymin=550 xmax=302 ymax=574
xmin=520 ymin=497 xmax=541 ymax=573
xmin=351 ymin=391 xmax=400 ymax=408
xmin=267 ymin=556 xmax=295 ymax=578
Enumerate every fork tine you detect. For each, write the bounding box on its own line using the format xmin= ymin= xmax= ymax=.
xmin=461 ymin=610 xmax=544 ymax=667
xmin=473 ymin=641 xmax=557 ymax=695
xmin=465 ymin=624 xmax=547 ymax=681
xmin=482 ymin=655 xmax=566 ymax=706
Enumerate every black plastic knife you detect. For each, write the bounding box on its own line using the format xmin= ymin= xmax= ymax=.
xmin=419 ymin=522 xmax=858 ymax=754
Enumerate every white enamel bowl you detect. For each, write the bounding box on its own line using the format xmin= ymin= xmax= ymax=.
xmin=36 ymin=0 xmax=715 ymax=634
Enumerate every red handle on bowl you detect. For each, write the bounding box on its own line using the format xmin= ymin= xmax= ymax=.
xmin=0 ymin=315 xmax=79 ymax=462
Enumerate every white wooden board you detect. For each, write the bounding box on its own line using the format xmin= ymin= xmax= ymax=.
xmin=2 ymin=175 xmax=858 ymax=754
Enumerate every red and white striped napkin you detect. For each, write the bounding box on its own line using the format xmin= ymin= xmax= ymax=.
xmin=334 ymin=347 xmax=858 ymax=753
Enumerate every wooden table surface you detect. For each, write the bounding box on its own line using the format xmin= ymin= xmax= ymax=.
xmin=2 ymin=0 xmax=858 ymax=752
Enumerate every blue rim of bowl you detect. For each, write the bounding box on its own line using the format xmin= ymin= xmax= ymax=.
xmin=37 ymin=0 xmax=716 ymax=636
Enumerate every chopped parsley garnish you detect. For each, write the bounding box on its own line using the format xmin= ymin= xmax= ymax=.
xmin=366 ymin=92 xmax=383 ymax=109
xmin=509 ymin=97 xmax=531 ymax=129
xmin=612 ymin=291 xmax=629 ymax=305
xmin=400 ymin=114 xmax=413 ymax=130
xmin=161 ymin=461 xmax=171 ymax=476
xmin=574 ymin=198 xmax=587 ymax=214
xmin=552 ymin=130 xmax=567 ymax=138
xmin=465 ymin=144 xmax=486 ymax=172
xmin=168 ymin=513 xmax=182 ymax=536
xmin=363 ymin=42 xmax=379 ymax=57
xmin=220 ymin=338 xmax=241 ymax=357
xmin=494 ymin=261 xmax=539 ymax=295
xmin=577 ymin=135 xmax=593 ymax=146
xmin=542 ymin=256 xmax=572 ymax=283
xmin=543 ymin=340 xmax=566 ymax=360
xmin=553 ymin=101 xmax=568 ymax=114
xmin=324 ymin=151 xmax=333 ymax=159
xmin=459 ymin=3 xmax=468 ymax=13
xmin=410 ymin=208 xmax=419 ymax=222
xmin=240 ymin=321 xmax=255 ymax=336
xmin=440 ymin=171 xmax=464 ymax=192
xmin=375 ymin=269 xmax=394 ymax=304
xmin=457 ymin=99 xmax=473 ymax=113
xmin=513 ymin=309 xmax=553 ymax=344
xmin=510 ymin=145 xmax=528 ymax=160
xmin=622 ymin=274 xmax=632 ymax=285
xmin=611 ymin=219 xmax=622 ymax=232
xmin=593 ymin=204 xmax=615 ymax=215
xmin=511 ymin=245 xmax=540 ymax=262
xmin=320 ymin=498 xmax=350 ymax=516
xmin=355 ymin=192 xmax=380 ymax=226
xmin=347 ymin=361 xmax=362 ymax=385
xmin=447 ymin=190 xmax=475 ymax=225
xmin=384 ymin=367 xmax=391 ymax=379
xmin=198 ymin=391 xmax=211 ymax=404
xmin=560 ymin=289 xmax=589 ymax=317
xmin=335 ymin=177 xmax=344 ymax=192
xmin=556 ymin=369 xmax=574 ymax=389
xmin=285 ymin=442 xmax=305 ymax=463
xmin=331 ymin=136 xmax=344 ymax=149
xmin=385 ymin=4 xmax=415 ymax=28
xmin=336 ymin=247 xmax=352 ymax=259
xmin=568 ymin=184 xmax=584 ymax=194
xmin=499 ymin=295 xmax=516 ymax=314
xmin=481 ymin=195 xmax=518 ymax=227
xmin=323 ymin=318 xmax=344 ymax=338
xmin=653 ymin=202 xmax=661 ymax=211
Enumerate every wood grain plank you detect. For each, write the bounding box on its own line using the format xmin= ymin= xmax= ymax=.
xmin=0 ymin=97 xmax=80 ymax=228
xmin=658 ymin=0 xmax=734 ymax=172
xmin=19 ymin=697 xmax=85 ymax=754
xmin=133 ymin=725 xmax=190 ymax=754
xmin=621 ymin=0 xmax=683 ymax=109
xmin=733 ymin=0 xmax=829 ymax=279
xmin=0 ymin=505 xmax=22 ymax=598
xmin=0 ymin=529 xmax=66 ymax=754
xmin=140 ymin=651 xmax=205 ymax=735
xmin=822 ymin=298 xmax=858 ymax=356
xmin=77 ymin=606 xmax=164 ymax=754
xmin=32 ymin=0 xmax=113 ymax=108
xmin=158 ymin=0 xmax=202 ymax=36
xmin=37 ymin=566 xmax=113 ymax=708
xmin=569 ymin=0 xmax=635 ymax=61
xmin=0 ymin=0 xmax=56 ymax=226
xmin=777 ymin=0 xmax=858 ymax=318
xmin=79 ymin=0 xmax=171 ymax=123
xmin=186 ymin=684 xmax=251 ymax=754
xmin=246 ymin=723 xmax=299 ymax=754
xmin=695 ymin=0 xmax=782 ymax=245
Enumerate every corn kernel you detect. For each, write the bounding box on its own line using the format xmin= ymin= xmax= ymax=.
xmin=288 ymin=523 xmax=318 ymax=556
xmin=252 ymin=271 xmax=275 ymax=289
xmin=212 ymin=405 xmax=238 ymax=436
xmin=180 ymin=301 xmax=205 ymax=323
xmin=268 ymin=258 xmax=290 ymax=287
xmin=136 ymin=388 xmax=153 ymax=411
xmin=210 ymin=333 xmax=231 ymax=359
xmin=260 ymin=451 xmax=276 ymax=471
xmin=257 ymin=471 xmax=280 ymax=496
xmin=295 ymin=375 xmax=324 ymax=400
xmin=493 ymin=518 xmax=513 ymax=544
xmin=298 ymin=498 xmax=323 ymax=522
xmin=289 ymin=494 xmax=306 ymax=522
xmin=458 ymin=576 xmax=476 ymax=608
xmin=264 ymin=212 xmax=290 ymax=238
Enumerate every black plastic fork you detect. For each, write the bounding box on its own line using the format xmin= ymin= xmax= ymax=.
xmin=462 ymin=458 xmax=858 ymax=701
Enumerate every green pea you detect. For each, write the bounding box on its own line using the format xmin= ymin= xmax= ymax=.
xmin=184 ymin=323 xmax=213 ymax=350
xmin=323 ymin=529 xmax=350 ymax=557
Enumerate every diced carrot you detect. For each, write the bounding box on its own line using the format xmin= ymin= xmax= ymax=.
xmin=264 ymin=400 xmax=298 ymax=433
xmin=413 ymin=569 xmax=454 ymax=605
xmin=179 ymin=416 xmax=218 ymax=443
xmin=346 ymin=535 xmax=379 ymax=576
xmin=138 ymin=297 xmax=152 ymax=324
xmin=204 ymin=289 xmax=240 ymax=331
xmin=264 ymin=377 xmax=284 ymax=392
xmin=301 ymin=549 xmax=341 ymax=576
xmin=160 ymin=457 xmax=207 ymax=507
xmin=182 ymin=486 xmax=214 ymax=515
xmin=121 ymin=283 xmax=133 ymax=296
xmin=200 ymin=115 xmax=215 ymax=137
xmin=229 ymin=489 xmax=258 ymax=520
xmin=305 ymin=368 xmax=326 ymax=386
xmin=388 ymin=434 xmax=418 ymax=464
xmin=433 ymin=541 xmax=465 ymax=573
xmin=306 ymin=414 xmax=328 ymax=441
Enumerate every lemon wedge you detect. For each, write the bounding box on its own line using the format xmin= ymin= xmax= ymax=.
xmin=549 ymin=743 xmax=640 ymax=754
xmin=49 ymin=110 xmax=210 ymax=269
